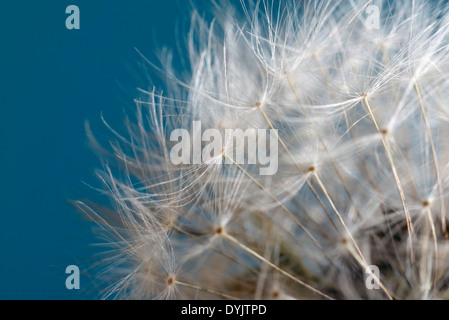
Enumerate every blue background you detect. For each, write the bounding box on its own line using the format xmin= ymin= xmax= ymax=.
xmin=0 ymin=0 xmax=187 ymax=299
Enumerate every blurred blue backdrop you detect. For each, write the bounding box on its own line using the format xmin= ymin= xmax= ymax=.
xmin=0 ymin=0 xmax=186 ymax=299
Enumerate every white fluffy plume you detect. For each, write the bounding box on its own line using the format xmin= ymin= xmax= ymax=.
xmin=78 ymin=0 xmax=449 ymax=299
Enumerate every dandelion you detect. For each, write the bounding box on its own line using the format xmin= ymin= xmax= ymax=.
xmin=78 ymin=0 xmax=449 ymax=299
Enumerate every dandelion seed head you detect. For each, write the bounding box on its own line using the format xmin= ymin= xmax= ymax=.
xmin=79 ymin=0 xmax=449 ymax=300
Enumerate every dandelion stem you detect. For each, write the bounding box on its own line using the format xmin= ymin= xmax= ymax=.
xmin=285 ymin=72 xmax=363 ymax=220
xmin=175 ymin=280 xmax=239 ymax=300
xmin=424 ymin=206 xmax=438 ymax=289
xmin=313 ymin=173 xmax=367 ymax=264
xmin=414 ymin=81 xmax=446 ymax=234
xmin=346 ymin=241 xmax=394 ymax=300
xmin=223 ymin=233 xmax=335 ymax=300
xmin=362 ymin=96 xmax=415 ymax=261
xmin=222 ymin=152 xmax=327 ymax=254
xmin=257 ymin=105 xmax=339 ymax=229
